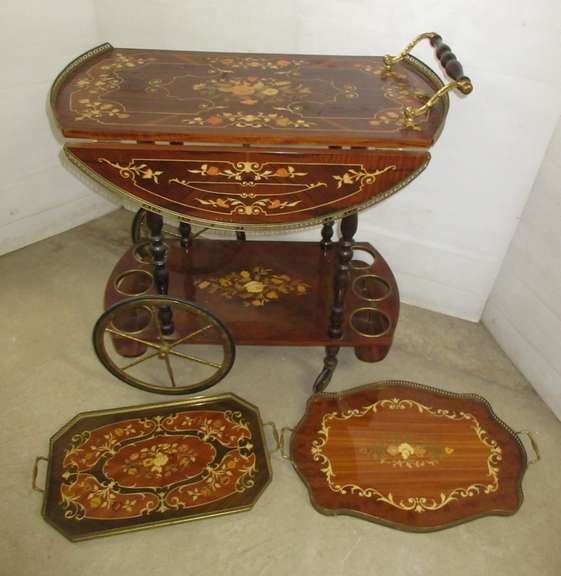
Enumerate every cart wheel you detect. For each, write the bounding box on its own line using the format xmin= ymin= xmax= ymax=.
xmin=131 ymin=208 xmax=148 ymax=244
xmin=93 ymin=295 xmax=235 ymax=395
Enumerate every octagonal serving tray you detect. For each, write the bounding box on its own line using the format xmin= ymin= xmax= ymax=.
xmin=37 ymin=394 xmax=271 ymax=541
xmin=289 ymin=381 xmax=529 ymax=531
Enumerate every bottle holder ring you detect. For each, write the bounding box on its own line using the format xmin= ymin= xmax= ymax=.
xmin=350 ymin=247 xmax=376 ymax=270
xmin=350 ymin=307 xmax=392 ymax=338
xmin=109 ymin=304 xmax=154 ymax=335
xmin=114 ymin=269 xmax=154 ymax=296
xmin=352 ymin=274 xmax=391 ymax=302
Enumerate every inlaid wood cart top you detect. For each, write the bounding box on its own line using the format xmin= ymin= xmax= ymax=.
xmin=51 ymin=44 xmax=446 ymax=147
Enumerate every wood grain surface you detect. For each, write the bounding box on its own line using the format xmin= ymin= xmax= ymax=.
xmin=52 ymin=46 xmax=446 ymax=147
xmin=41 ymin=394 xmax=271 ymax=541
xmin=104 ymin=238 xmax=399 ymax=358
xmin=66 ymin=144 xmax=429 ymax=231
xmin=291 ymin=382 xmax=526 ymax=531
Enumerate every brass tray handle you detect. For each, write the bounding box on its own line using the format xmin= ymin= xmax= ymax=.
xmin=263 ymin=421 xmax=281 ymax=454
xmin=32 ymin=456 xmax=49 ymax=493
xmin=516 ymin=430 xmax=541 ymax=465
xmin=383 ymin=32 xmax=473 ymax=130
xmin=279 ymin=427 xmax=295 ymax=461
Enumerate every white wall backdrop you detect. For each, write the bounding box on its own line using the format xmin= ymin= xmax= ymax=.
xmin=483 ymin=117 xmax=561 ymax=419
xmin=0 ymin=0 xmax=115 ymax=257
xmin=1 ymin=0 xmax=560 ymax=323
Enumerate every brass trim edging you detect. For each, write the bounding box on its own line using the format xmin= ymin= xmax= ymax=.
xmin=49 ymin=43 xmax=114 ymax=116
xmin=351 ymin=274 xmax=392 ymax=302
xmin=349 ymin=307 xmax=392 ymax=338
xmin=114 ymin=269 xmax=154 ymax=296
xmin=63 ymin=146 xmax=431 ymax=233
xmin=290 ymin=380 xmax=528 ymax=533
xmin=350 ymin=247 xmax=377 ymax=270
xmin=40 ymin=393 xmax=273 ymax=542
xmin=109 ymin=304 xmax=154 ymax=336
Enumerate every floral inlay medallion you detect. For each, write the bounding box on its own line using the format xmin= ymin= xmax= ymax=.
xmin=196 ymin=266 xmax=310 ymax=307
xmin=358 ymin=441 xmax=455 ymax=469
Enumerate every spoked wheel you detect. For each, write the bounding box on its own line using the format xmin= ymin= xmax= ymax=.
xmin=93 ymin=295 xmax=235 ymax=395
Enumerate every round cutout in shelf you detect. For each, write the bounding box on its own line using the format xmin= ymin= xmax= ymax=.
xmin=350 ymin=307 xmax=391 ymax=338
xmin=351 ymin=247 xmax=376 ymax=270
xmin=352 ymin=274 xmax=391 ymax=301
xmin=114 ymin=269 xmax=154 ymax=296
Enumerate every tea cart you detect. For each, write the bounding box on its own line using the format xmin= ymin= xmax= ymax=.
xmin=50 ymin=33 xmax=472 ymax=395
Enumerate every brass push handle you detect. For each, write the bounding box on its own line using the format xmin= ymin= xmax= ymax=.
xmin=32 ymin=456 xmax=49 ymax=493
xmin=383 ymin=32 xmax=473 ymax=130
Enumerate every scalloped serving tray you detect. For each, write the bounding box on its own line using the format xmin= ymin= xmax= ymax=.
xmin=290 ymin=381 xmax=527 ymax=531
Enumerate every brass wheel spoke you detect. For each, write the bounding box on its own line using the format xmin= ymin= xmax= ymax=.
xmin=120 ymin=350 xmax=160 ymax=371
xmin=95 ymin=295 xmax=234 ymax=394
xmin=168 ymin=348 xmax=221 ymax=369
xmin=164 ymin=355 xmax=177 ymax=387
xmin=169 ymin=324 xmax=213 ymax=350
xmin=106 ymin=327 xmax=161 ymax=350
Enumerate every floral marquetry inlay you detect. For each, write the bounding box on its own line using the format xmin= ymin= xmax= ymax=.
xmin=54 ymin=46 xmax=444 ymax=142
xmin=292 ymin=381 xmax=527 ymax=531
xmin=64 ymin=140 xmax=432 ymax=231
xmin=311 ymin=397 xmax=503 ymax=513
xmin=196 ymin=266 xmax=310 ymax=307
xmin=58 ymin=409 xmax=257 ymax=522
xmin=43 ymin=396 xmax=272 ymax=540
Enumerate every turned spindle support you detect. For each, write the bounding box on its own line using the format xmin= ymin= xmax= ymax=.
xmin=146 ymin=212 xmax=174 ymax=335
xmin=320 ymin=221 xmax=335 ymax=251
xmin=313 ymin=212 xmax=358 ymax=392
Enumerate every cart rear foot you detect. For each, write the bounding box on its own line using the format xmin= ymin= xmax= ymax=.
xmin=313 ymin=346 xmax=339 ymax=393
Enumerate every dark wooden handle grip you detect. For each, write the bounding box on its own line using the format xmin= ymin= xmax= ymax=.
xmin=430 ymin=35 xmax=472 ymax=94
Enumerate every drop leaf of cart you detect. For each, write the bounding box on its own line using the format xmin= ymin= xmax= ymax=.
xmin=50 ymin=33 xmax=473 ymax=394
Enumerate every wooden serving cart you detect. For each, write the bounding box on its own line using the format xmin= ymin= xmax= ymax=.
xmin=50 ymin=33 xmax=472 ymax=395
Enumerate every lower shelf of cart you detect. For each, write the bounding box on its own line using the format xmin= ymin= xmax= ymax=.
xmin=105 ymin=238 xmax=399 ymax=357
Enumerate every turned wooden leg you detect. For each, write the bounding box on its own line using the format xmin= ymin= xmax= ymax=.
xmin=146 ymin=212 xmax=174 ymax=335
xmin=314 ymin=212 xmax=358 ymax=392
xmin=320 ymin=220 xmax=334 ymax=251
xmin=313 ymin=346 xmax=339 ymax=393
xmin=329 ymin=212 xmax=358 ymax=338
xmin=179 ymin=221 xmax=191 ymax=249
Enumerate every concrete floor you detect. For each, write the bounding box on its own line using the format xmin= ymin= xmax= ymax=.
xmin=2 ymin=209 xmax=561 ymax=576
